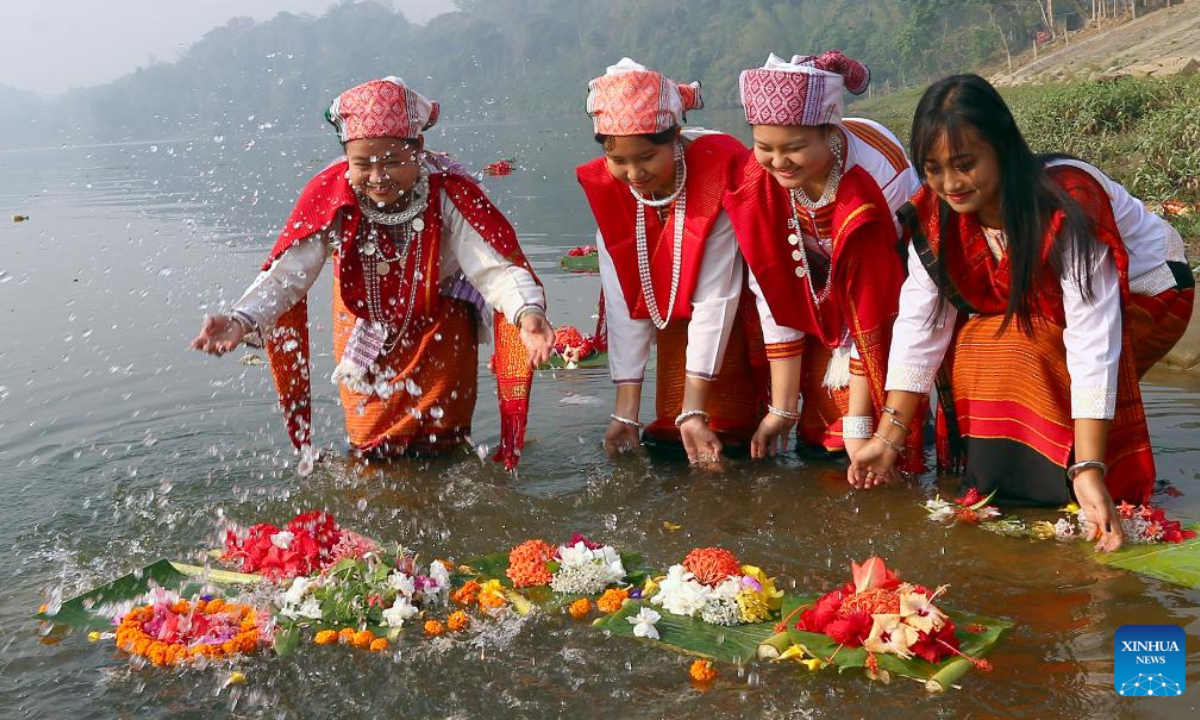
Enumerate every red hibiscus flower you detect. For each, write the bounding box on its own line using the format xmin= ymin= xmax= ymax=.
xmin=825 ymin=611 xmax=872 ymax=648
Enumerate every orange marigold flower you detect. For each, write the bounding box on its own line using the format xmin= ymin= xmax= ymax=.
xmin=597 ymin=588 xmax=629 ymax=614
xmin=314 ymin=630 xmax=338 ymax=646
xmin=683 ymin=548 xmax=742 ymax=586
xmin=568 ymin=598 xmax=591 ymax=620
xmin=369 ymin=637 xmax=389 ymax=652
xmin=507 ymin=539 xmax=555 ymax=588
xmin=352 ymin=630 xmax=376 ymax=649
xmin=689 ymin=659 xmax=718 ymax=683
xmin=452 ymin=580 xmax=481 ymax=606
xmin=424 ymin=619 xmax=446 ymax=637
xmin=840 ymin=588 xmax=900 ymax=616
xmin=171 ymin=601 xmax=191 ymax=614
xmin=338 ymin=627 xmax=357 ymax=643
xmin=478 ymin=591 xmax=507 ymax=610
xmin=206 ymin=598 xmax=226 ymax=613
xmin=447 ymin=611 xmax=470 ymax=632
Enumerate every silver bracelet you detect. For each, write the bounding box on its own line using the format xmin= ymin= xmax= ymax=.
xmin=609 ymin=413 xmax=643 ymax=429
xmin=872 ymin=431 xmax=905 ymax=455
xmin=1067 ymin=460 xmax=1107 ymax=481
xmin=843 ymin=415 xmax=874 ymax=439
xmin=674 ymin=409 xmax=710 ymax=427
xmin=767 ymin=404 xmax=800 ymax=421
xmin=512 ymin=304 xmax=546 ymax=326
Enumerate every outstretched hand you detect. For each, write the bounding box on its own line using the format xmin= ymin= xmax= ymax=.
xmin=1074 ymin=471 xmax=1125 ymax=552
xmin=191 ymin=314 xmax=247 ymax=356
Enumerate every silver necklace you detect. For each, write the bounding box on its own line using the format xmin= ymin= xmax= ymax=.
xmin=357 ymin=168 xmax=429 ymax=227
xmin=630 ymin=143 xmax=687 ymax=330
xmin=787 ymin=194 xmax=833 ymax=308
xmin=793 ymin=132 xmax=845 ymax=211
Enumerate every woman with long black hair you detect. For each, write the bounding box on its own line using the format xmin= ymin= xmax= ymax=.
xmin=850 ymin=74 xmax=1193 ymax=551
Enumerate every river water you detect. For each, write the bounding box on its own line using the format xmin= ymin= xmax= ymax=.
xmin=0 ymin=114 xmax=1197 ymax=719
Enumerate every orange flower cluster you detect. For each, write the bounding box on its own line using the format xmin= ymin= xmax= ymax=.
xmin=689 ymin=659 xmax=718 ymax=683
xmin=424 ymin=619 xmax=446 ymax=637
xmin=683 ymin=547 xmax=742 ymax=586
xmin=506 ymin=539 xmax=555 ymax=588
xmin=839 ymin=587 xmax=900 ymax=616
xmin=597 ymin=588 xmax=629 ymax=614
xmin=447 ymin=611 xmax=471 ymax=631
xmin=451 ymin=580 xmax=481 ymax=606
xmin=568 ymin=598 xmax=591 ymax=620
xmin=115 ymin=599 xmax=260 ymax=667
xmin=314 ymin=627 xmax=389 ymax=652
xmin=478 ymin=589 xmax=508 ymax=610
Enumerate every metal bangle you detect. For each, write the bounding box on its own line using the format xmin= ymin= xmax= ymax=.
xmin=872 ymin=431 xmax=906 ymax=455
xmin=1066 ymin=460 xmax=1107 ymax=481
xmin=609 ymin=413 xmax=643 ymax=429
xmin=886 ymin=415 xmax=909 ymax=433
xmin=768 ymin=404 xmax=801 ymax=421
xmin=674 ymin=409 xmax=710 ymax=427
xmin=843 ymin=415 xmax=874 ymax=439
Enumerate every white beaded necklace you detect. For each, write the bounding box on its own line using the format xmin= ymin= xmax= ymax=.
xmin=629 ymin=143 xmax=687 ymax=330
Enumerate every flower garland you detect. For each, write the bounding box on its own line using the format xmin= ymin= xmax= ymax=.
xmin=566 ymin=245 xmax=598 ymax=258
xmin=648 ymin=548 xmax=783 ymax=627
xmin=115 ymin=595 xmax=263 ymax=666
xmin=221 ymin=511 xmax=376 ymax=580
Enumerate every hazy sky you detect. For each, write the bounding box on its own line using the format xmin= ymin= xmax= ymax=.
xmin=1 ymin=0 xmax=457 ymax=95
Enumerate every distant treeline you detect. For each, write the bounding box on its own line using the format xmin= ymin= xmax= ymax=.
xmin=0 ymin=0 xmax=1168 ymax=148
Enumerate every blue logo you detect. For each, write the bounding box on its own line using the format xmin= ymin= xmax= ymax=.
xmin=1115 ymin=625 xmax=1186 ymax=697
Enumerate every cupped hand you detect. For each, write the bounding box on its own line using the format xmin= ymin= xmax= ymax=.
xmin=191 ymin=314 xmax=248 ymax=356
xmin=750 ymin=414 xmax=794 ymax=459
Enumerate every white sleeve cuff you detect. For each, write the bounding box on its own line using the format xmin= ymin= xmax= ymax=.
xmin=1071 ymin=386 xmax=1118 ymax=419
xmin=885 ymin=361 xmax=937 ymax=394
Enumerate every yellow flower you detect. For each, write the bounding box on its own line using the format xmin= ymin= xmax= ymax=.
xmin=863 ymin=614 xmax=917 ymax=659
xmin=898 ymin=588 xmax=947 ymax=634
xmin=735 ymin=590 xmax=771 ymax=624
xmin=740 ymin=565 xmax=784 ymax=611
xmin=776 ymin=644 xmax=807 ymax=662
xmin=1061 ymin=503 xmax=1081 ymax=515
xmin=1030 ymin=521 xmax=1057 ymax=541
xmin=642 ymin=576 xmax=661 ymax=599
xmin=802 ymin=657 xmax=827 ymax=672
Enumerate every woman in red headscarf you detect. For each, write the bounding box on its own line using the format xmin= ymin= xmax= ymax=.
xmin=192 ymin=77 xmax=553 ymax=473
xmin=724 ymin=52 xmax=924 ymax=474
xmin=577 ymin=58 xmax=767 ymax=466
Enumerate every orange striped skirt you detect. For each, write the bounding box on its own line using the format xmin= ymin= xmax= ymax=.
xmin=644 ymin=302 xmax=767 ymax=448
xmin=797 ymin=339 xmax=850 ymax=453
xmin=332 ymin=282 xmax=479 ymax=456
xmin=947 ymin=286 xmax=1192 ymax=505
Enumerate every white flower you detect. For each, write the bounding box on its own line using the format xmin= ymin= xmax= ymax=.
xmin=628 ymin=608 xmax=661 ymax=640
xmin=549 ymin=562 xmax=621 ymax=595
xmin=296 ymin=596 xmax=323 ymax=620
xmin=650 ymin=565 xmax=711 ymax=617
xmin=1053 ymin=518 xmax=1076 ymax=540
xmin=700 ymin=595 xmax=742 ymax=626
xmin=270 ymin=530 xmax=295 ymax=550
xmin=923 ymin=498 xmax=954 ymax=522
xmin=282 ymin=576 xmax=313 ymax=607
xmin=381 ymin=596 xmax=419 ymax=628
xmin=428 ymin=561 xmax=451 ymax=593
xmin=711 ymin=577 xmax=742 ymax=601
xmin=556 ymin=542 xmax=627 ymax=580
xmin=388 ymin=571 xmax=416 ymax=598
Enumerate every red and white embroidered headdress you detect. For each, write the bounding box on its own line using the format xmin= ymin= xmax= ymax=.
xmin=326 ymin=77 xmax=440 ymax=141
xmin=739 ymin=52 xmax=870 ymax=127
xmin=586 ymin=58 xmax=703 ymax=136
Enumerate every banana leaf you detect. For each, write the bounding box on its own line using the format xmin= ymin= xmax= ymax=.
xmin=560 ymin=254 xmax=599 ymax=273
xmin=538 ymin=351 xmax=608 ymax=370
xmin=591 ymin=600 xmax=779 ymax=664
xmin=34 ymin=559 xmax=264 ymax=632
xmin=1090 ymin=523 xmax=1200 ymax=588
xmin=780 ymin=595 xmax=1011 ymax=691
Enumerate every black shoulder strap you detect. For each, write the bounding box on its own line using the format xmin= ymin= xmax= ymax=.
xmin=897 ymin=201 xmax=977 ymax=315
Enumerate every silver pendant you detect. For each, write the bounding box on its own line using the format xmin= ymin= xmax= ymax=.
xmin=411 ymin=217 xmax=425 ymax=232
xmin=376 ymin=261 xmax=391 ymax=276
xmin=363 ymin=242 xmax=377 ymax=256
xmin=792 ymin=250 xmax=802 ymax=261
xmin=787 ymin=233 xmax=799 ymax=245
xmin=795 ymin=266 xmax=807 ymax=278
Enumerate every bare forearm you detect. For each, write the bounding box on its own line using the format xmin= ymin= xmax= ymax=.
xmin=614 ymin=384 xmax=643 ymax=420
xmin=847 ymin=373 xmax=873 ymax=417
xmin=768 ymin=357 xmax=802 ymax=411
xmin=682 ymin=376 xmax=711 ymax=413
